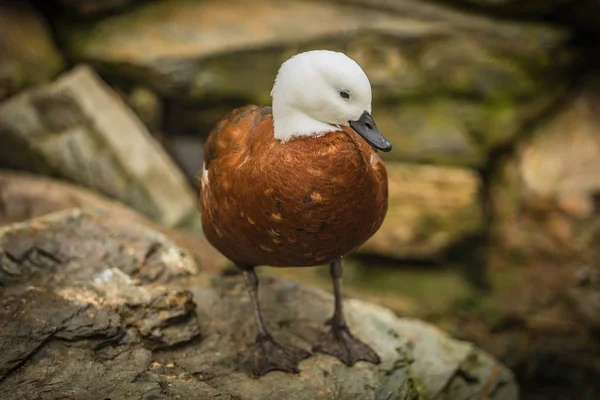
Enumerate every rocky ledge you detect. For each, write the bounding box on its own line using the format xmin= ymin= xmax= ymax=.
xmin=0 ymin=209 xmax=517 ymax=399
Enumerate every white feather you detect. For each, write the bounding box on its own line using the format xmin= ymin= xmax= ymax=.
xmin=270 ymin=50 xmax=372 ymax=142
xmin=201 ymin=161 xmax=209 ymax=185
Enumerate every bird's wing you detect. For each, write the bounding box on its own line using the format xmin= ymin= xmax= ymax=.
xmin=203 ymin=105 xmax=269 ymax=169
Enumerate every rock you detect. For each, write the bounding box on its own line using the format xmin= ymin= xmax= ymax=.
xmin=0 ymin=1 xmax=65 ymax=100
xmin=486 ymin=82 xmax=600 ymax=329
xmin=489 ymin=85 xmax=600 ymax=265
xmin=361 ymin=162 xmax=483 ymax=261
xmin=0 ymin=65 xmax=199 ymax=229
xmin=0 ymin=209 xmax=519 ymax=399
xmin=57 ymin=0 xmax=572 ymax=167
xmin=0 ymin=169 xmax=227 ymax=273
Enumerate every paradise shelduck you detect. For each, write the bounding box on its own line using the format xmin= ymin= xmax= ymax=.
xmin=200 ymin=50 xmax=392 ymax=375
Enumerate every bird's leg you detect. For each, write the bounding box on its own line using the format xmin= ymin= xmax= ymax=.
xmin=240 ymin=265 xmax=311 ymax=375
xmin=313 ymin=259 xmax=381 ymax=366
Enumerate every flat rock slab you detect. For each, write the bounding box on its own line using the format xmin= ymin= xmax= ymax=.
xmin=0 ymin=209 xmax=518 ymax=399
xmin=0 ymin=65 xmax=198 ymax=228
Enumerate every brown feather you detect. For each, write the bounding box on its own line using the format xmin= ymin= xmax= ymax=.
xmin=201 ymin=106 xmax=388 ymax=267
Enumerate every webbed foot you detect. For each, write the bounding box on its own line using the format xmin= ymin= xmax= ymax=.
xmin=251 ymin=334 xmax=311 ymax=375
xmin=313 ymin=322 xmax=380 ymax=366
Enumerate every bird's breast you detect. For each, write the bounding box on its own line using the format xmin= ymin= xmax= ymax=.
xmin=201 ymin=130 xmax=388 ymax=267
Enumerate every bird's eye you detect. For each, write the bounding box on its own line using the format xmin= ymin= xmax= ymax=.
xmin=339 ymin=91 xmax=350 ymax=99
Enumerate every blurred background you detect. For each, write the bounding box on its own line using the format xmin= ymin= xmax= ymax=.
xmin=1 ymin=0 xmax=599 ymax=398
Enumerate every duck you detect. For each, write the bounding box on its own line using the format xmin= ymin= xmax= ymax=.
xmin=200 ymin=50 xmax=391 ymax=376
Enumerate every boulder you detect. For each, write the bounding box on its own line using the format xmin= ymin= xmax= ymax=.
xmin=0 ymin=1 xmax=65 ymax=100
xmin=361 ymin=162 xmax=483 ymax=261
xmin=0 ymin=66 xmax=199 ymax=229
xmin=0 ymin=170 xmax=227 ymax=273
xmin=0 ymin=209 xmax=519 ymax=399
xmin=57 ymin=0 xmax=572 ymax=167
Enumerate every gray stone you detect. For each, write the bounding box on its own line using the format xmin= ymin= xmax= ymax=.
xmin=0 ymin=66 xmax=199 ymax=228
xmin=0 ymin=209 xmax=519 ymax=399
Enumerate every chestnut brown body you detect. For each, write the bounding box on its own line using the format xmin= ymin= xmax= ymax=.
xmin=200 ymin=105 xmax=388 ymax=267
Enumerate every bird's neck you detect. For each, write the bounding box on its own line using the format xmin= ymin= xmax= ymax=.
xmin=272 ymin=105 xmax=339 ymax=142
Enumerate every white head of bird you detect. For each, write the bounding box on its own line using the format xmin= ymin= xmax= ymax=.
xmin=270 ymin=50 xmax=391 ymax=152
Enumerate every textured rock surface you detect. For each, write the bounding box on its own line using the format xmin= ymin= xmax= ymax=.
xmin=0 ymin=209 xmax=518 ymax=399
xmin=58 ymin=0 xmax=572 ymax=166
xmin=0 ymin=1 xmax=65 ymax=100
xmin=0 ymin=170 xmax=227 ymax=272
xmin=0 ymin=66 xmax=199 ymax=228
xmin=361 ymin=162 xmax=483 ymax=261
